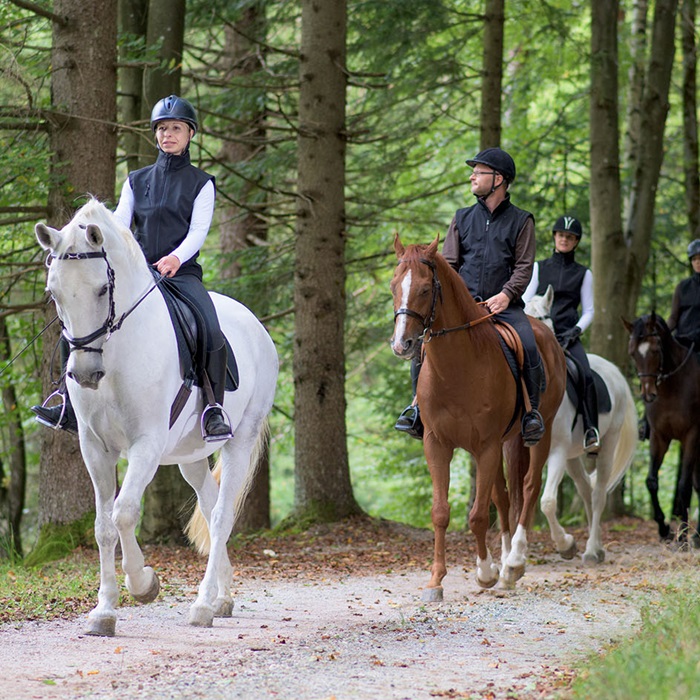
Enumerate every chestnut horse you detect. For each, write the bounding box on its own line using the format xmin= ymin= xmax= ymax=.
xmin=623 ymin=313 xmax=700 ymax=546
xmin=390 ymin=235 xmax=566 ymax=599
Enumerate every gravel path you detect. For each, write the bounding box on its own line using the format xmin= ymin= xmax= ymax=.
xmin=2 ymin=532 xmax=697 ymax=700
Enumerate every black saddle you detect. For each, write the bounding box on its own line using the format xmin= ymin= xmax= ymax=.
xmin=565 ymin=354 xmax=611 ymax=415
xmin=153 ymin=271 xmax=239 ymax=426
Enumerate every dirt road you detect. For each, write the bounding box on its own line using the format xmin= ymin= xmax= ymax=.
xmin=2 ymin=518 xmax=697 ymax=699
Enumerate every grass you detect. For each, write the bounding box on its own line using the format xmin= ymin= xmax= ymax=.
xmin=570 ymin=577 xmax=700 ymax=699
xmin=0 ymin=547 xmax=104 ymax=625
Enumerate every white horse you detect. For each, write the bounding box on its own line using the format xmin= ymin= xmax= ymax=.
xmin=35 ymin=199 xmax=278 ymax=636
xmin=525 ymin=288 xmax=637 ymax=564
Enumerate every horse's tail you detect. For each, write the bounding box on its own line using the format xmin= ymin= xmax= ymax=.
xmin=184 ymin=417 xmax=270 ymax=555
xmin=607 ymin=380 xmax=638 ymax=492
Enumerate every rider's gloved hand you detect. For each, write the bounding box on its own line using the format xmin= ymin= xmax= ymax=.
xmin=557 ymin=326 xmax=581 ymax=349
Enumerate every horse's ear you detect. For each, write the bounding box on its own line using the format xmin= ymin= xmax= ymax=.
xmin=543 ymin=284 xmax=554 ymax=310
xmin=425 ymin=234 xmax=440 ymax=258
xmin=393 ymin=232 xmax=405 ymax=259
xmin=35 ymin=222 xmax=60 ymax=252
xmin=621 ymin=316 xmax=634 ymax=333
xmin=85 ymin=223 xmax=104 ymax=248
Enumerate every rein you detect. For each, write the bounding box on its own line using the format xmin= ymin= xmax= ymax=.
xmin=50 ymin=248 xmax=166 ymax=354
xmin=393 ymin=256 xmax=495 ymax=342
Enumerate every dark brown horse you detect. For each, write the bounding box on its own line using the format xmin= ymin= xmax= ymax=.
xmin=623 ymin=313 xmax=700 ymax=546
xmin=390 ymin=235 xmax=566 ymax=599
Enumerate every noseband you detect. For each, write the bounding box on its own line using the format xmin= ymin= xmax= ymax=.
xmin=49 ymin=247 xmax=163 ymax=355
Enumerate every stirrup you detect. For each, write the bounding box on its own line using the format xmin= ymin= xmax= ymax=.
xmin=33 ymin=390 xmax=69 ymax=430
xmin=583 ymin=427 xmax=600 ymax=454
xmin=521 ymin=409 xmax=545 ymax=447
xmin=200 ymin=403 xmax=234 ymax=442
xmin=394 ymin=404 xmax=423 ymax=439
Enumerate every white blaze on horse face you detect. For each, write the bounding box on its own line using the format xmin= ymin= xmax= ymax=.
xmin=637 ymin=340 xmax=651 ymax=358
xmin=391 ymin=269 xmax=412 ymax=355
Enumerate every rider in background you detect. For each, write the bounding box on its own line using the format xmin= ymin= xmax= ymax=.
xmin=32 ymin=95 xmax=232 ymax=441
xmin=395 ymin=147 xmax=546 ymax=447
xmin=667 ymin=238 xmax=700 ymax=350
xmin=522 ymin=215 xmax=599 ymax=454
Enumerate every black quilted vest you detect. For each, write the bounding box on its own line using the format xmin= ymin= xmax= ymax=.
xmin=536 ymin=250 xmax=588 ymax=334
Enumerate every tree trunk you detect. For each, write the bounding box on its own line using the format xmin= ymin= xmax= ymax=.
xmin=32 ymin=0 xmax=118 ymax=563
xmin=138 ymin=0 xmax=193 ymax=543
xmin=293 ymin=0 xmax=359 ymax=522
xmin=118 ymin=0 xmax=149 ymax=173
xmin=218 ymin=5 xmax=271 ymax=534
xmin=480 ymin=0 xmax=504 ymax=149
xmin=0 ymin=316 xmax=26 ymax=557
xmin=681 ymin=0 xmax=700 ymax=236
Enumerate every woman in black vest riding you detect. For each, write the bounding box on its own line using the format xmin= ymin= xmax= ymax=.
xmin=32 ymin=95 xmax=232 ymax=441
xmin=522 ymin=215 xmax=600 ymax=453
xmin=668 ymin=239 xmax=700 ymax=350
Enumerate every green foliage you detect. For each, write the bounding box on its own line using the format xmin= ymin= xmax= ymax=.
xmin=571 ymin=579 xmax=700 ymax=699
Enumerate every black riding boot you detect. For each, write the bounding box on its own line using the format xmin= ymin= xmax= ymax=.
xmin=394 ymin=355 xmax=423 ymax=439
xmin=202 ymin=343 xmax=233 ymax=441
xmin=521 ymin=360 xmax=545 ymax=446
xmin=582 ymin=376 xmax=600 ymax=455
xmin=30 ymin=337 xmax=78 ymax=435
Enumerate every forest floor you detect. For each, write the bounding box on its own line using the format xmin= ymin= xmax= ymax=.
xmin=2 ymin=515 xmax=699 ymax=700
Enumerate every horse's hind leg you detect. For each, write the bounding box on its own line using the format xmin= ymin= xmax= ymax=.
xmin=179 ymin=457 xmax=234 ymax=617
xmin=188 ymin=426 xmax=260 ymax=627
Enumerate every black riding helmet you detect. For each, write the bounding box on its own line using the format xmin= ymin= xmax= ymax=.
xmin=466 ymin=147 xmax=517 ymax=184
xmin=552 ymin=215 xmax=583 ymax=239
xmin=150 ymin=95 xmax=198 ymax=134
xmin=687 ymin=238 xmax=700 ymax=259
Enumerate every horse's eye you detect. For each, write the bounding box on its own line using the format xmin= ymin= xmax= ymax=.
xmin=98 ymin=284 xmax=109 ymax=297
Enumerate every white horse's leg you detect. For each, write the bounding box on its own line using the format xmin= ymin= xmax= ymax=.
xmin=582 ymin=445 xmax=614 ymax=565
xmin=82 ymin=444 xmax=121 ymax=637
xmin=188 ymin=427 xmax=258 ymax=627
xmin=179 ymin=458 xmax=233 ymax=617
xmin=113 ymin=442 xmax=162 ymax=604
xmin=502 ymin=524 xmax=528 ymax=585
xmin=540 ymin=454 xmax=578 ymax=560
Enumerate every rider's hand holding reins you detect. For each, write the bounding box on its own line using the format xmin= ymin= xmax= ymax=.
xmin=155 ymin=254 xmax=181 ymax=278
xmin=485 ymin=291 xmax=510 ymax=314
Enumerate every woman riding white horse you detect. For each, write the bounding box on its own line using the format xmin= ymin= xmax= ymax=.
xmin=35 ymin=199 xmax=278 ymax=635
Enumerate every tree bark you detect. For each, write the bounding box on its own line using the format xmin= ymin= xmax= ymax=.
xmin=34 ymin=0 xmax=118 ymax=550
xmin=681 ymin=0 xmax=700 ymax=237
xmin=0 ymin=316 xmax=26 ymax=557
xmin=293 ymin=0 xmax=359 ymax=522
xmin=218 ymin=4 xmax=271 ymax=534
xmin=480 ymin=0 xmax=504 ymax=149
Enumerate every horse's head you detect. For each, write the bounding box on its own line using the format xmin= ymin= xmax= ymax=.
xmin=35 ymin=200 xmax=135 ymax=390
xmin=524 ymin=285 xmax=555 ymax=332
xmin=622 ymin=312 xmax=668 ymax=403
xmin=390 ymin=233 xmax=441 ymax=358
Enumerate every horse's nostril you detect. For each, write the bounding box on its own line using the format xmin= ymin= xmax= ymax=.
xmin=93 ymin=371 xmax=105 ymax=384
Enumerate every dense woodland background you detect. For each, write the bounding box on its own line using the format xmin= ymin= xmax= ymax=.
xmin=0 ymin=0 xmax=696 ymax=561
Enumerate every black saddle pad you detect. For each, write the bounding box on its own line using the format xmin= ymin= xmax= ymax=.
xmin=565 ymin=356 xmax=611 ymax=414
xmin=155 ymin=272 xmax=239 ymax=392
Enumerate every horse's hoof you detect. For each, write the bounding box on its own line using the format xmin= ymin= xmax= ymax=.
xmin=85 ymin=613 xmax=116 ymax=637
xmin=476 ymin=573 xmax=499 ymax=589
xmin=582 ymin=549 xmax=605 ymax=566
xmin=659 ymin=523 xmax=672 ymax=540
xmin=691 ymin=533 xmax=700 ymax=550
xmin=131 ymin=569 xmax=160 ymax=604
xmin=189 ymin=604 xmax=215 ymax=628
xmin=421 ymin=586 xmax=443 ymax=602
xmin=559 ymin=541 xmax=578 ymax=561
xmin=503 ymin=564 xmax=525 ymax=585
xmin=214 ymin=596 xmax=234 ymax=617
